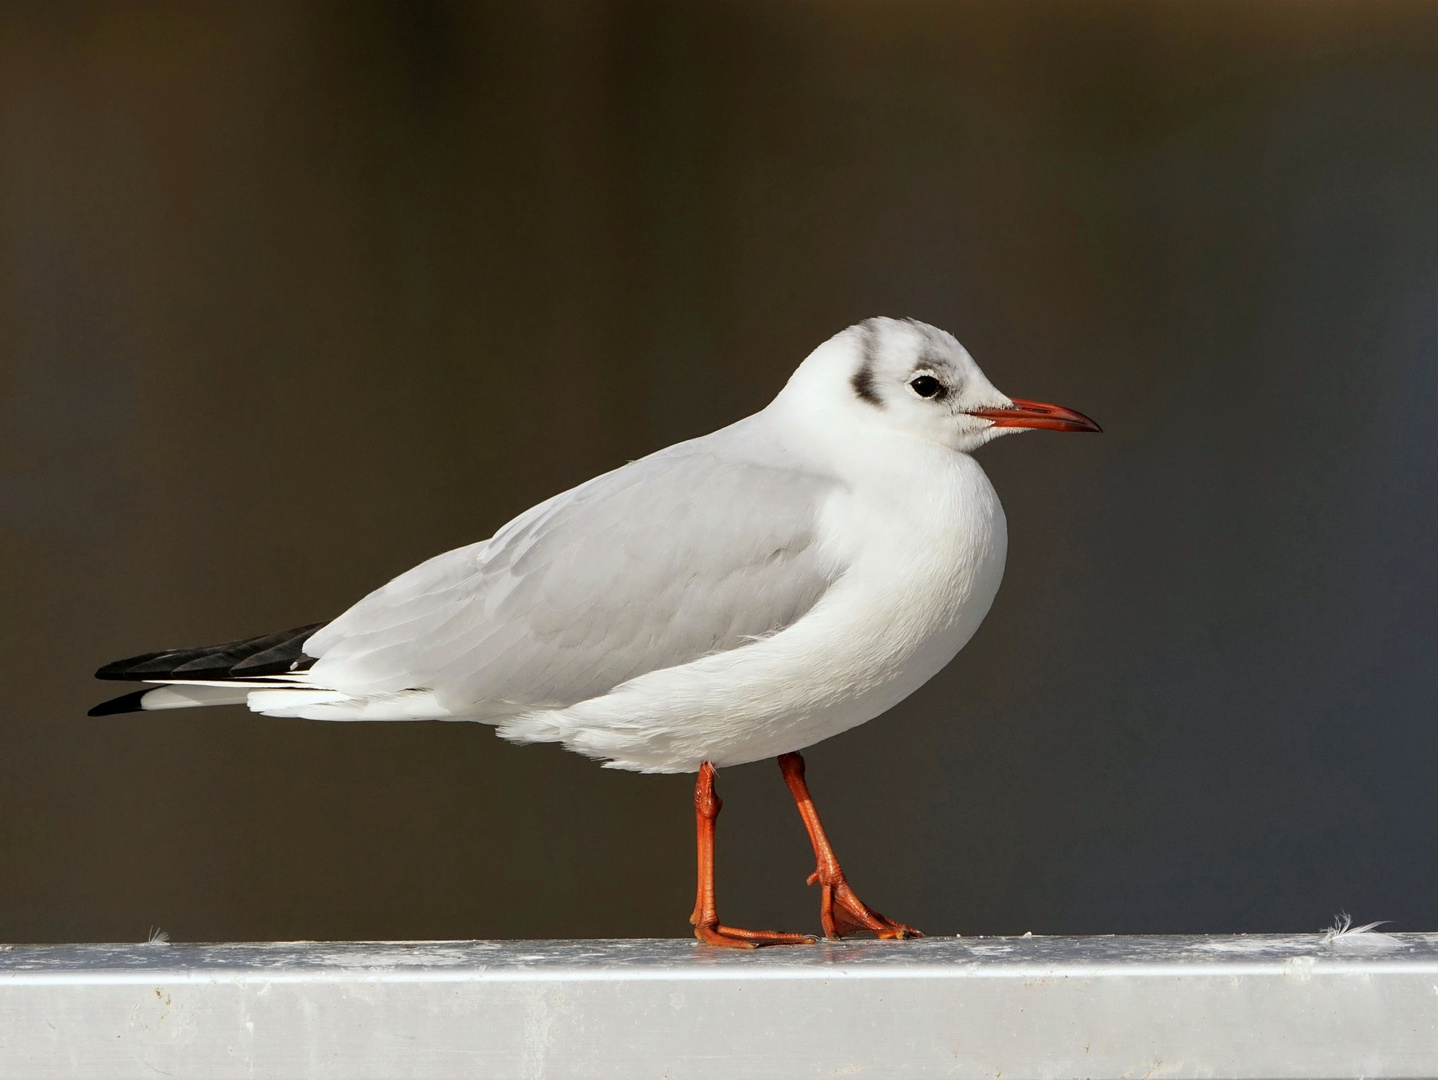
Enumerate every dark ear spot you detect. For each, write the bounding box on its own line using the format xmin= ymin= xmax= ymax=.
xmin=851 ymin=325 xmax=883 ymax=407
xmin=851 ymin=365 xmax=881 ymax=406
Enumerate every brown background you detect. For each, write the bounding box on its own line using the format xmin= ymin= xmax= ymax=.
xmin=2 ymin=1 xmax=1437 ymax=943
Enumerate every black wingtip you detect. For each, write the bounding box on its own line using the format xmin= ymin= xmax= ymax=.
xmin=95 ymin=651 xmax=168 ymax=681
xmin=93 ymin=621 xmax=326 ymax=682
xmin=88 ymin=689 xmax=152 ymax=717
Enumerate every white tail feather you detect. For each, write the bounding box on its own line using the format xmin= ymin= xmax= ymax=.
xmin=138 ymin=685 xmax=252 ymax=710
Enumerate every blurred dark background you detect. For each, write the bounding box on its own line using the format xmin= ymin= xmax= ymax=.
xmin=1 ymin=0 xmax=1436 ymax=943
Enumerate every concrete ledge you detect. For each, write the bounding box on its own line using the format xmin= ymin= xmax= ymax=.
xmin=1 ymin=933 xmax=1435 ymax=1078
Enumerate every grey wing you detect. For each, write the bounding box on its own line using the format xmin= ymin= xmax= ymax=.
xmin=303 ymin=443 xmax=841 ymax=713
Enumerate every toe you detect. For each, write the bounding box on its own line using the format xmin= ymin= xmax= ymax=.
xmin=694 ymin=925 xmax=759 ymax=949
xmin=694 ymin=924 xmax=816 ymax=948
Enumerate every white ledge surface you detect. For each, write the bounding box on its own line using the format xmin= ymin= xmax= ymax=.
xmin=2 ymin=933 xmax=1436 ymax=1078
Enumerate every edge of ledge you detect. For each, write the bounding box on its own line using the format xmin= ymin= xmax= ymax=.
xmin=0 ymin=931 xmax=1435 ymax=982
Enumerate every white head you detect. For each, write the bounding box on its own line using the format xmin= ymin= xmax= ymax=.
xmin=775 ymin=317 xmax=1100 ymax=454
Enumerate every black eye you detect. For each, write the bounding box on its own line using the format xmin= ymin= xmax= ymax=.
xmin=909 ymin=375 xmax=943 ymax=399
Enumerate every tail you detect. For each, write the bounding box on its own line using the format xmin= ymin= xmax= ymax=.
xmin=89 ymin=622 xmax=326 ymax=717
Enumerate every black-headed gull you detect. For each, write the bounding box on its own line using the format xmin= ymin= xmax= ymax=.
xmin=92 ymin=317 xmax=1099 ymax=947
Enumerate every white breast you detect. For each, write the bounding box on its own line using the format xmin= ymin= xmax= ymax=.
xmin=503 ymin=434 xmax=1008 ymax=773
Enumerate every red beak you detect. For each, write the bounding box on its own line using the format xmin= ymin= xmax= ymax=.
xmin=967 ymin=397 xmax=1102 ymax=433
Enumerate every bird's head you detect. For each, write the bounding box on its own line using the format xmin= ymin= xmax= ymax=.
xmin=780 ymin=317 xmax=1100 ymax=454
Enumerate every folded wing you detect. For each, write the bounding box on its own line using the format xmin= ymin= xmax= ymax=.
xmin=304 ymin=439 xmax=843 ymax=716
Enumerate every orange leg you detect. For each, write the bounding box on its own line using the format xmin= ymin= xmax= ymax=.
xmin=690 ymin=762 xmax=816 ymax=948
xmin=778 ymin=752 xmax=922 ymax=941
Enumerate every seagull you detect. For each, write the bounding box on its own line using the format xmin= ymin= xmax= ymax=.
xmin=91 ymin=317 xmax=1099 ymax=947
